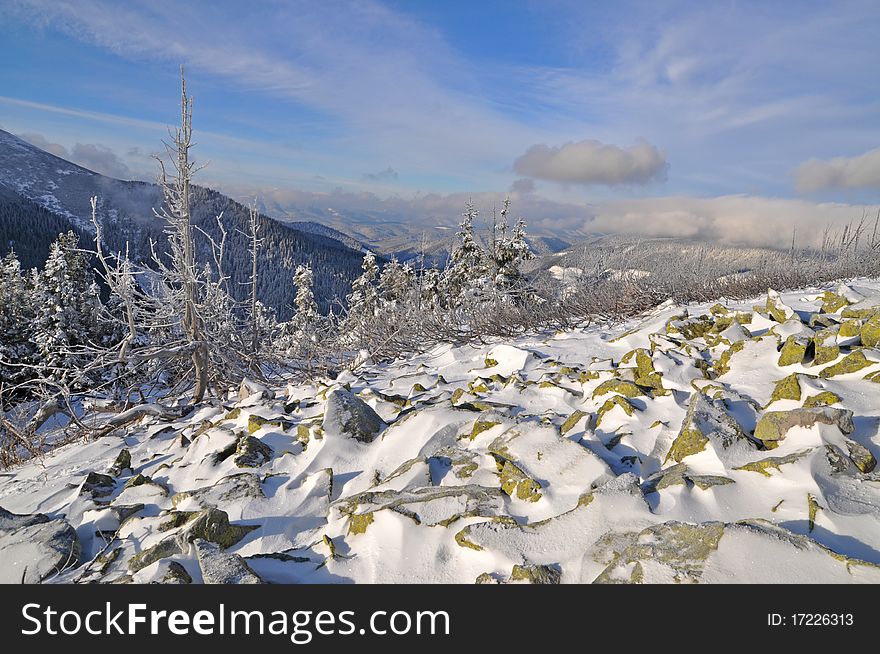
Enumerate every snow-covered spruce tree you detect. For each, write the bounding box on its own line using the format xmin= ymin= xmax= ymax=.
xmin=276 ymin=263 xmax=321 ymax=370
xmin=493 ymin=208 xmax=534 ymax=292
xmin=341 ymin=251 xmax=380 ymax=350
xmin=0 ymin=251 xmax=36 ymax=389
xmin=378 ymin=256 xmax=415 ymax=307
xmin=444 ymin=201 xmax=489 ymax=304
xmin=31 ymin=232 xmax=103 ymax=387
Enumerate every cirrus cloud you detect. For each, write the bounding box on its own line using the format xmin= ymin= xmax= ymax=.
xmin=795 ymin=147 xmax=880 ymax=193
xmin=513 ymin=139 xmax=668 ymax=186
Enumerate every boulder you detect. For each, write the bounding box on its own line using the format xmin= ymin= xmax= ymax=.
xmin=194 ymin=540 xmax=262 ymax=584
xmin=323 ymin=389 xmax=385 ymax=443
xmin=0 ymin=508 xmax=80 ymax=583
xmin=754 ymin=407 xmax=854 ymax=446
xmin=666 ymin=393 xmax=756 ymax=463
xmin=107 ymin=449 xmax=132 ymax=477
xmin=233 ymin=435 xmax=273 ymax=468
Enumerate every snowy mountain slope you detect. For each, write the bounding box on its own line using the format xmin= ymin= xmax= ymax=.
xmin=0 ymin=129 xmax=367 ymax=315
xmin=2 ymin=280 xmax=880 ymax=583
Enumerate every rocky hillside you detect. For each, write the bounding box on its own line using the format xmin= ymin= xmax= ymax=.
xmin=0 ymin=129 xmax=366 ymax=315
xmin=1 ymin=280 xmax=880 ymax=584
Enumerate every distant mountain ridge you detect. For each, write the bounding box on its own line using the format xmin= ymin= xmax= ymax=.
xmin=0 ymin=129 xmax=367 ymax=317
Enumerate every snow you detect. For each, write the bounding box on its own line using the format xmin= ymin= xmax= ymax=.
xmin=2 ymin=279 xmax=880 ymax=583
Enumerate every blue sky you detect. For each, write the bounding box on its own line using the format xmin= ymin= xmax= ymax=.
xmin=0 ymin=0 xmax=878 ymax=245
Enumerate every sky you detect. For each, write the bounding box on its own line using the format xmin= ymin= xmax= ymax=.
xmin=0 ymin=0 xmax=879 ymax=246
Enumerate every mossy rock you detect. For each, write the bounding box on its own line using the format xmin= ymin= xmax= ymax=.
xmin=754 ymin=407 xmax=854 ymax=446
xmin=347 ymin=512 xmax=375 ymax=535
xmin=560 ymin=410 xmax=589 ymax=436
xmin=820 ymin=290 xmax=850 ymax=314
xmin=838 ymin=318 xmax=863 ymax=340
xmin=80 ymin=471 xmax=116 ymax=498
xmin=666 ymin=393 xmax=752 ymax=463
xmin=841 ymin=306 xmax=880 ymax=320
xmin=807 ymin=493 xmax=822 ymax=532
xmin=768 ymin=373 xmax=802 ymax=404
xmin=734 ymin=449 xmax=812 ymax=476
xmin=128 ymin=537 xmax=183 ymax=572
xmin=450 ymin=388 xmax=465 ymax=404
xmin=593 ymin=521 xmax=725 ymax=584
xmin=846 ymin=440 xmax=877 ymax=474
xmin=861 ymin=314 xmax=880 ymax=348
xmin=484 ymin=357 xmax=499 ymax=368
xmin=666 ymin=316 xmax=715 ymax=340
xmin=499 ymin=460 xmax=542 ymax=502
xmin=233 ymin=435 xmax=273 ymax=468
xmin=469 ymin=419 xmax=500 ymax=440
xmin=107 ymin=449 xmax=132 ymax=477
xmin=591 ymin=379 xmax=644 ymax=399
xmin=812 ymin=328 xmax=840 ymax=366
xmin=510 ymin=563 xmax=561 ymax=585
xmin=803 ymin=391 xmax=841 ymax=408
xmin=158 ymin=511 xmax=200 ymax=532
xmin=596 ymin=395 xmax=636 ymax=426
xmin=714 ymin=340 xmax=745 ymax=376
xmin=819 ymin=350 xmax=873 ymax=378
xmin=621 ymin=348 xmax=664 ymax=389
xmin=123 ymin=473 xmax=168 ymax=496
xmin=778 ymin=335 xmax=810 ymax=366
xmin=178 ymin=507 xmax=259 ymax=549
xmin=247 ymin=414 xmax=291 ymax=434
xmin=159 ymin=561 xmax=192 ymax=585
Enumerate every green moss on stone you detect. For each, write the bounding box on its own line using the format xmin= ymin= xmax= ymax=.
xmin=560 ymin=410 xmax=588 ymax=435
xmin=803 ymin=391 xmax=842 ymax=408
xmin=348 ymin=512 xmax=374 ymax=535
xmin=819 ymin=350 xmax=873 ymax=378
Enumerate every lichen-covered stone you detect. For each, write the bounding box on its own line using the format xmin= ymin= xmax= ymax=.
xmin=666 ymin=393 xmax=753 ymax=463
xmin=621 ymin=348 xmax=664 ymax=389
xmin=80 ymin=471 xmax=116 ymax=498
xmin=819 ymin=350 xmax=873 ymax=378
xmin=195 ymin=539 xmax=262 ymax=584
xmin=560 ymin=410 xmax=589 ymax=436
xmin=323 ymin=389 xmax=385 ymax=443
xmin=470 ymin=419 xmax=500 ymax=440
xmin=778 ymin=335 xmax=810 ymax=366
xmin=768 ymin=373 xmax=802 ymax=404
xmin=499 ymin=460 xmax=542 ymax=502
xmin=754 ymin=407 xmax=854 ymax=445
xmin=178 ymin=507 xmax=259 ymax=549
xmin=734 ymin=449 xmax=812 ymax=476
xmin=591 ymin=379 xmax=644 ymax=399
xmin=812 ymin=327 xmax=840 ymax=366
xmin=159 ymin=561 xmax=192 ymax=584
xmin=510 ymin=563 xmax=561 ymax=584
xmin=347 ymin=512 xmax=374 ymax=535
xmin=596 ymin=395 xmax=635 ymax=426
xmin=846 ymin=440 xmax=877 ymax=473
xmin=593 ymin=521 xmax=725 ymax=584
xmin=233 ymin=435 xmax=273 ymax=468
xmin=820 ymin=291 xmax=850 ymax=314
xmin=808 ymin=493 xmax=822 ymax=532
xmin=0 ymin=512 xmax=80 ymax=583
xmin=108 ymin=449 xmax=132 ymax=477
xmin=247 ymin=414 xmax=291 ymax=434
xmin=803 ymin=391 xmax=842 ymax=408
xmin=861 ymin=314 xmax=880 ymax=348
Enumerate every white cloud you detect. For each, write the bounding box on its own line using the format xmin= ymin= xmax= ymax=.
xmin=513 ymin=139 xmax=667 ymax=186
xmin=70 ymin=142 xmax=131 ymax=178
xmin=795 ymin=147 xmax=880 ymax=193
xmin=16 ymin=131 xmax=69 ymax=158
xmin=364 ymin=167 xmax=399 ymax=182
xmin=587 ymin=195 xmax=876 ymax=248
